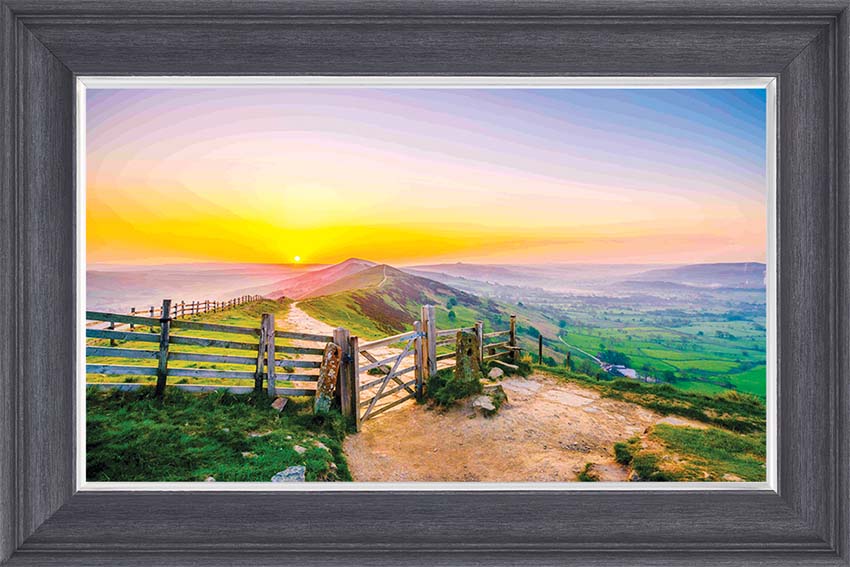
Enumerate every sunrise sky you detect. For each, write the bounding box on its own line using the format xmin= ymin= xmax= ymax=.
xmin=86 ymin=87 xmax=767 ymax=266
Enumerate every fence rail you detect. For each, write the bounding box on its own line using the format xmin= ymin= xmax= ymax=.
xmin=86 ymin=294 xmax=262 ymax=330
xmin=349 ymin=306 xmax=518 ymax=430
xmin=85 ymin=298 xmax=326 ymax=397
xmin=86 ymin=298 xmax=520 ymax=429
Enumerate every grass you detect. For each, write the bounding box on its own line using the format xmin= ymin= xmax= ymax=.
xmin=577 ymin=462 xmax=600 ymax=482
xmin=86 ymin=387 xmax=352 ymax=482
xmin=612 ymin=424 xmax=766 ymax=482
xmin=426 ymin=366 xmax=482 ymax=407
xmin=300 ymin=293 xmax=388 ymax=340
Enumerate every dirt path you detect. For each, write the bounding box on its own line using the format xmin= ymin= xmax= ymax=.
xmin=280 ymin=301 xmax=337 ymax=339
xmin=343 ymin=372 xmax=704 ymax=482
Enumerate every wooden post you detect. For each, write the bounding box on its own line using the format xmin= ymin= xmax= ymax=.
xmin=538 ymin=334 xmax=544 ymax=363
xmin=149 ymin=306 xmax=155 ymax=332
xmin=108 ymin=321 xmax=116 ymax=347
xmin=566 ymin=351 xmax=572 ymax=369
xmin=129 ymin=307 xmax=135 ymax=332
xmin=155 ymin=299 xmax=172 ymax=397
xmin=474 ymin=321 xmax=484 ymax=365
xmin=255 ymin=314 xmax=268 ymax=394
xmin=265 ymin=313 xmax=276 ymax=398
xmin=421 ymin=305 xmax=437 ymax=379
xmin=205 ymin=300 xmax=209 ymax=313
xmin=509 ymin=314 xmax=518 ymax=363
xmin=413 ymin=320 xmax=425 ymax=401
xmin=334 ymin=327 xmax=352 ymax=417
xmin=349 ymin=335 xmax=361 ymax=431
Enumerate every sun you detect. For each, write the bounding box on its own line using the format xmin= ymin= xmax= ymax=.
xmin=293 ymin=256 xmax=301 ymax=263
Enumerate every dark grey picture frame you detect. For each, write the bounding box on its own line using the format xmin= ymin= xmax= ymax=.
xmin=1 ymin=1 xmax=848 ymax=565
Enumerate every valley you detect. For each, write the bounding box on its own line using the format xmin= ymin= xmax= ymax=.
xmin=268 ymin=259 xmax=768 ymax=399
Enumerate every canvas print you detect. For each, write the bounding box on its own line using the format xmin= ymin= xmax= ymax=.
xmin=85 ymin=86 xmax=768 ymax=483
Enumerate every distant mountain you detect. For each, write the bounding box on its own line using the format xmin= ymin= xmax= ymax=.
xmin=298 ymin=264 xmax=503 ymax=339
xmin=407 ymin=262 xmax=661 ymax=293
xmin=628 ymin=263 xmax=766 ymax=289
xmin=264 ymin=258 xmax=377 ymax=300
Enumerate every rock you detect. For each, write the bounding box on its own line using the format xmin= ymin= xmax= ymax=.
xmin=628 ymin=470 xmax=641 ymax=482
xmin=271 ymin=397 xmax=288 ymax=412
xmin=241 ymin=452 xmax=256 ymax=459
xmin=314 ymin=441 xmax=330 ymax=452
xmin=204 ymin=476 xmax=216 ymax=482
xmin=293 ymin=445 xmax=307 ymax=455
xmin=271 ymin=466 xmax=306 ymax=483
xmin=488 ymin=367 xmax=504 ymax=380
xmin=328 ymin=462 xmax=338 ymax=471
xmin=722 ymin=473 xmax=744 ymax=482
xmin=472 ymin=395 xmax=496 ymax=415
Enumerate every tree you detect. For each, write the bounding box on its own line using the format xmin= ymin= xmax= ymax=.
xmin=598 ymin=349 xmax=631 ymax=367
xmin=447 ymin=297 xmax=458 ymax=309
xmin=447 ymin=309 xmax=457 ymax=322
xmin=558 ymin=320 xmax=567 ymax=329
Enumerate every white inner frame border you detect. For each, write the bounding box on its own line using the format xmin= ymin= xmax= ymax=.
xmin=75 ymin=76 xmax=778 ymax=492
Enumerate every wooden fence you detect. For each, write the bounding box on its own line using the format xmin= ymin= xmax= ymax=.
xmin=349 ymin=306 xmax=518 ymax=430
xmin=86 ymin=294 xmax=261 ymax=331
xmin=86 ymin=300 xmax=519 ymax=430
xmin=86 ymin=298 xmax=331 ymax=397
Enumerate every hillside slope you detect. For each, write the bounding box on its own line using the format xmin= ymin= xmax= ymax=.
xmin=298 ymin=264 xmax=505 ymax=339
xmin=264 ymin=258 xmax=376 ymax=300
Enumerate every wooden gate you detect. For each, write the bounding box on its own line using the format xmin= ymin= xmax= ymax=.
xmin=353 ymin=322 xmax=425 ymax=430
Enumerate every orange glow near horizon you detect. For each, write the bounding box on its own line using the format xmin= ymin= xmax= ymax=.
xmin=86 ymin=88 xmax=767 ymax=266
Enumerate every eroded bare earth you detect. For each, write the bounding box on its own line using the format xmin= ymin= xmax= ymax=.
xmin=344 ymin=373 xmax=705 ymax=482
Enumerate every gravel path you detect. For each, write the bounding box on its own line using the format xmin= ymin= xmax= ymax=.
xmin=344 ymin=372 xmax=705 ymax=482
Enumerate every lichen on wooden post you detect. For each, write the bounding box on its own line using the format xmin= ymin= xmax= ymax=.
xmin=315 ymin=342 xmax=342 ymax=416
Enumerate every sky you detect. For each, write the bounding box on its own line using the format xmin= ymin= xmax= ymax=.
xmin=86 ymin=87 xmax=767 ymax=266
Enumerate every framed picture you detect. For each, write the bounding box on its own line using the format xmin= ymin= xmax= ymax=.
xmin=1 ymin=1 xmax=848 ymax=566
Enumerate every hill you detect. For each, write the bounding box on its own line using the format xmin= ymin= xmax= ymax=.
xmin=264 ymin=258 xmax=376 ymax=300
xmin=629 ymin=262 xmax=766 ymax=289
xmin=298 ymin=264 xmax=505 ymax=339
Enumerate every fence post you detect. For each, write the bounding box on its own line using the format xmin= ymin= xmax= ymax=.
xmin=334 ymin=327 xmax=352 ymax=417
xmin=414 ymin=320 xmax=425 ymax=401
xmin=509 ymin=314 xmax=518 ymax=363
xmin=155 ymin=299 xmax=172 ymax=397
xmin=205 ymin=300 xmax=209 ymax=313
xmin=349 ymin=335 xmax=361 ymax=431
xmin=265 ymin=313 xmax=276 ymax=398
xmin=255 ymin=314 xmax=269 ymax=395
xmin=538 ymin=334 xmax=543 ymax=363
xmin=474 ymin=321 xmax=484 ymax=365
xmin=421 ymin=305 xmax=437 ymax=379
xmin=129 ymin=307 xmax=135 ymax=332
xmin=108 ymin=321 xmax=116 ymax=346
xmin=149 ymin=306 xmax=155 ymax=332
